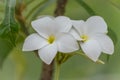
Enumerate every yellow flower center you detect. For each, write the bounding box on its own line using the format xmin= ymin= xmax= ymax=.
xmin=81 ymin=35 xmax=88 ymax=42
xmin=48 ymin=35 xmax=55 ymax=44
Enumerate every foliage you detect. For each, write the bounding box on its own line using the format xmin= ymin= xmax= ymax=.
xmin=0 ymin=0 xmax=19 ymax=67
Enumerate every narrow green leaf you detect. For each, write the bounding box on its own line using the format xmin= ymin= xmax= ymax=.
xmin=26 ymin=0 xmax=34 ymax=5
xmin=76 ymin=0 xmax=96 ymax=16
xmin=108 ymin=27 xmax=118 ymax=45
xmin=26 ymin=0 xmax=48 ymax=19
xmin=0 ymin=0 xmax=19 ymax=46
xmin=108 ymin=0 xmax=120 ymax=10
xmin=31 ymin=0 xmax=55 ymax=20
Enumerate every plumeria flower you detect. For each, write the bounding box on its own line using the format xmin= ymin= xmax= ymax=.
xmin=23 ymin=16 xmax=79 ymax=64
xmin=70 ymin=16 xmax=114 ymax=61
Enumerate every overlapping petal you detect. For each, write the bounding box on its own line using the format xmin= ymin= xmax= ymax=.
xmin=71 ymin=16 xmax=114 ymax=62
xmin=80 ymin=39 xmax=102 ymax=61
xmin=23 ymin=15 xmax=114 ymax=64
xmin=72 ymin=20 xmax=86 ymax=35
xmin=56 ymin=33 xmax=79 ymax=53
xmin=55 ymin=16 xmax=72 ymax=32
xmin=32 ymin=16 xmax=72 ymax=39
xmin=23 ymin=33 xmax=48 ymax=51
xmin=69 ymin=28 xmax=82 ymax=41
xmin=38 ymin=43 xmax=57 ymax=64
xmin=93 ymin=34 xmax=114 ymax=54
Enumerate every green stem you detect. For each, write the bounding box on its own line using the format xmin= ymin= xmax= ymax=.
xmin=54 ymin=62 xmax=61 ymax=80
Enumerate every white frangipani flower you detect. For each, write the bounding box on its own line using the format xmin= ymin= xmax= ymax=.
xmin=70 ymin=16 xmax=114 ymax=61
xmin=23 ymin=16 xmax=79 ymax=64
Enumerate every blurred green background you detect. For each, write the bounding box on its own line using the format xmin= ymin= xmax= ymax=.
xmin=0 ymin=0 xmax=120 ymax=80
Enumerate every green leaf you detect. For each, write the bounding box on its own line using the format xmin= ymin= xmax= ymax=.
xmin=0 ymin=0 xmax=19 ymax=46
xmin=0 ymin=0 xmax=20 ymax=67
xmin=108 ymin=26 xmax=118 ymax=45
xmin=26 ymin=0 xmax=48 ymax=19
xmin=76 ymin=0 xmax=96 ymax=16
xmin=0 ymin=38 xmax=13 ymax=67
xmin=108 ymin=0 xmax=120 ymax=10
xmin=26 ymin=0 xmax=34 ymax=5
xmin=31 ymin=0 xmax=55 ymax=20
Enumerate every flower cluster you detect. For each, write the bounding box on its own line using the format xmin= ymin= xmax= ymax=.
xmin=22 ymin=16 xmax=114 ymax=64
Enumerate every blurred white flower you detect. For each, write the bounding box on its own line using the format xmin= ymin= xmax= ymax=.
xmin=70 ymin=16 xmax=114 ymax=61
xmin=23 ymin=16 xmax=79 ymax=64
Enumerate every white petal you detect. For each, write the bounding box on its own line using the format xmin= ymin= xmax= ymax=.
xmin=23 ymin=33 xmax=48 ymax=51
xmin=86 ymin=16 xmax=108 ymax=34
xmin=93 ymin=34 xmax=114 ymax=54
xmin=55 ymin=16 xmax=72 ymax=32
xmin=56 ymin=33 xmax=79 ymax=53
xmin=80 ymin=39 xmax=102 ymax=61
xmin=38 ymin=43 xmax=57 ymax=64
xmin=69 ymin=28 xmax=82 ymax=41
xmin=72 ymin=20 xmax=87 ymax=35
xmin=32 ymin=16 xmax=69 ymax=38
xmin=37 ymin=15 xmax=54 ymax=19
xmin=31 ymin=17 xmax=55 ymax=38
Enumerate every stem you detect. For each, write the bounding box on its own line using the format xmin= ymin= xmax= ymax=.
xmin=41 ymin=62 xmax=54 ymax=80
xmin=41 ymin=0 xmax=68 ymax=80
xmin=54 ymin=0 xmax=68 ymax=16
xmin=15 ymin=0 xmax=68 ymax=80
xmin=54 ymin=62 xmax=60 ymax=80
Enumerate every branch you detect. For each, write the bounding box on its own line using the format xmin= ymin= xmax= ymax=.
xmin=40 ymin=0 xmax=68 ymax=80
xmin=15 ymin=0 xmax=68 ymax=80
xmin=41 ymin=62 xmax=54 ymax=80
xmin=54 ymin=0 xmax=68 ymax=16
